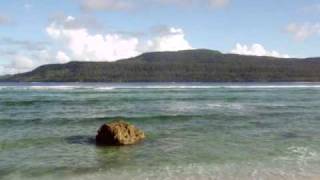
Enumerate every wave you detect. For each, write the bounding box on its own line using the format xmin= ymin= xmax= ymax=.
xmin=2 ymin=83 xmax=320 ymax=91
xmin=3 ymin=161 xmax=320 ymax=180
xmin=0 ymin=114 xmax=223 ymax=127
xmin=226 ymin=85 xmax=320 ymax=89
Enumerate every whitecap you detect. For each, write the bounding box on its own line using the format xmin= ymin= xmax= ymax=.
xmin=94 ymin=87 xmax=116 ymax=91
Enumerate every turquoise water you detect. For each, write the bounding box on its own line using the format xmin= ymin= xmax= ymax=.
xmin=1 ymin=83 xmax=320 ymax=180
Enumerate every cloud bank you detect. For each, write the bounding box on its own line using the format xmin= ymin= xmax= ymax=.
xmin=80 ymin=0 xmax=133 ymax=12
xmin=46 ymin=16 xmax=140 ymax=61
xmin=0 ymin=15 xmax=10 ymax=25
xmin=208 ymin=0 xmax=230 ymax=8
xmin=156 ymin=0 xmax=230 ymax=7
xmin=77 ymin=0 xmax=230 ymax=12
xmin=46 ymin=16 xmax=192 ymax=62
xmin=231 ymin=43 xmax=290 ymax=58
xmin=146 ymin=27 xmax=192 ymax=52
xmin=286 ymin=23 xmax=320 ymax=41
xmin=0 ymin=15 xmax=193 ymax=75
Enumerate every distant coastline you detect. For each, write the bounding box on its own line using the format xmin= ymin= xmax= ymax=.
xmin=2 ymin=49 xmax=320 ymax=83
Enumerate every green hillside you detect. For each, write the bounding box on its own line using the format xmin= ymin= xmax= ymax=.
xmin=2 ymin=49 xmax=320 ymax=82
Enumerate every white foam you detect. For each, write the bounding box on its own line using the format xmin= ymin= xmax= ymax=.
xmin=4 ymin=162 xmax=320 ymax=180
xmin=2 ymin=83 xmax=320 ymax=91
xmin=226 ymin=85 xmax=320 ymax=89
xmin=0 ymin=85 xmax=114 ymax=91
xmin=94 ymin=87 xmax=115 ymax=91
xmin=206 ymin=103 xmax=246 ymax=110
xmin=30 ymin=86 xmax=77 ymax=90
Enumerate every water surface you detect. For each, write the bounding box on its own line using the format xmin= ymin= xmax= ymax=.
xmin=1 ymin=82 xmax=320 ymax=179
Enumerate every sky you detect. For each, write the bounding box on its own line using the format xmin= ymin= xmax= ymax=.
xmin=0 ymin=0 xmax=320 ymax=75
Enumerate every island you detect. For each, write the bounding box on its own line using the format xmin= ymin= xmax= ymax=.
xmin=1 ymin=49 xmax=320 ymax=82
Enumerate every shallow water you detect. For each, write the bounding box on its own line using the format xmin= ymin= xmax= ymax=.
xmin=1 ymin=82 xmax=320 ymax=180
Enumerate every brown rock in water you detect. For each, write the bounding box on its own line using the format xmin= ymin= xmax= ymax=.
xmin=96 ymin=120 xmax=145 ymax=146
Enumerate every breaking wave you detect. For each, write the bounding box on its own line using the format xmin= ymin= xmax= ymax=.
xmin=2 ymin=83 xmax=320 ymax=91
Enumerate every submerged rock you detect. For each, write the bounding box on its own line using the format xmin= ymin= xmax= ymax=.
xmin=96 ymin=120 xmax=145 ymax=146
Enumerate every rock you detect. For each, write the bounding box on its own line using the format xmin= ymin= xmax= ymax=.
xmin=96 ymin=120 xmax=145 ymax=146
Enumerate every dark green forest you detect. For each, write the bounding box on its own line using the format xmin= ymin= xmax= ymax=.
xmin=2 ymin=49 xmax=320 ymax=82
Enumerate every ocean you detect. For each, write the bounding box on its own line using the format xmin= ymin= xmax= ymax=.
xmin=1 ymin=82 xmax=320 ymax=180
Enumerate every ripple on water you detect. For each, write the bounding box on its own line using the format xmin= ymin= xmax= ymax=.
xmin=2 ymin=83 xmax=320 ymax=179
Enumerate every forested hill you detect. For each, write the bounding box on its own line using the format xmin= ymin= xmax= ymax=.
xmin=2 ymin=49 xmax=320 ymax=82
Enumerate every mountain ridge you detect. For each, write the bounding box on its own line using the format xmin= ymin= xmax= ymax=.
xmin=1 ymin=49 xmax=320 ymax=82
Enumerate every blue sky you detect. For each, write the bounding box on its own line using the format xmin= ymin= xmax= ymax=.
xmin=0 ymin=0 xmax=320 ymax=74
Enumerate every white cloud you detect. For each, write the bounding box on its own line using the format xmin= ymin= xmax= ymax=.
xmin=146 ymin=27 xmax=192 ymax=51
xmin=56 ymin=51 xmax=71 ymax=63
xmin=302 ymin=4 xmax=320 ymax=14
xmin=46 ymin=16 xmax=192 ymax=62
xmin=11 ymin=56 xmax=34 ymax=70
xmin=49 ymin=13 xmax=103 ymax=30
xmin=0 ymin=37 xmax=48 ymax=51
xmin=286 ymin=23 xmax=320 ymax=41
xmin=1 ymin=55 xmax=35 ymax=74
xmin=156 ymin=0 xmax=230 ymax=8
xmin=80 ymin=0 xmax=133 ymax=12
xmin=0 ymin=44 xmax=64 ymax=75
xmin=76 ymin=0 xmax=230 ymax=12
xmin=231 ymin=43 xmax=290 ymax=58
xmin=208 ymin=0 xmax=230 ymax=8
xmin=0 ymin=15 xmax=193 ymax=75
xmin=156 ymin=0 xmax=193 ymax=6
xmin=46 ymin=16 xmax=140 ymax=61
xmin=0 ymin=15 xmax=10 ymax=25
